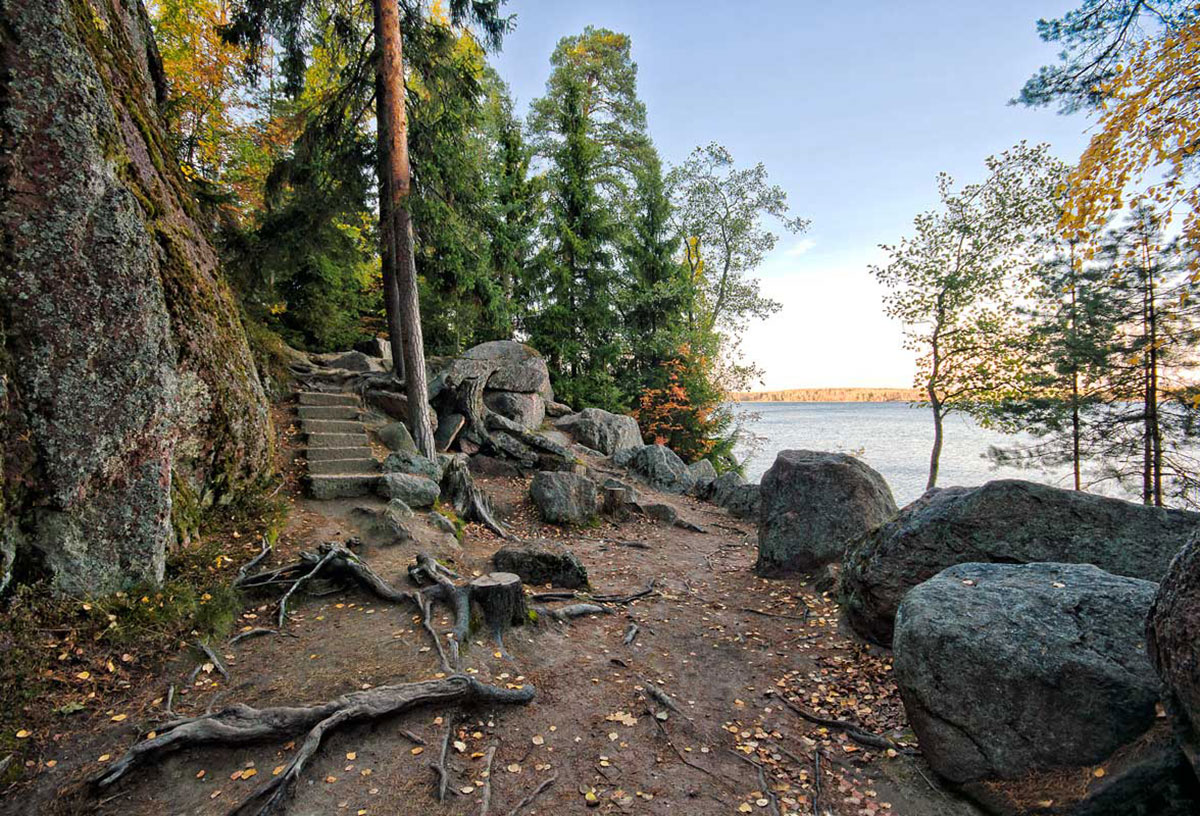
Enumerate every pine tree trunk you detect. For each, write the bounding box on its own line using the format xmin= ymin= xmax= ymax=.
xmin=1069 ymin=252 xmax=1082 ymax=491
xmin=1147 ymin=258 xmax=1163 ymax=506
xmin=371 ymin=52 xmax=405 ymax=381
xmin=374 ymin=0 xmax=435 ymax=456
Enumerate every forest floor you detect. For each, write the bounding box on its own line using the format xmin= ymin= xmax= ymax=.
xmin=0 ymin=403 xmax=984 ymax=816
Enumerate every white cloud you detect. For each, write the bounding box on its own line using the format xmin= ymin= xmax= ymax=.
xmin=784 ymin=237 xmax=818 ymax=257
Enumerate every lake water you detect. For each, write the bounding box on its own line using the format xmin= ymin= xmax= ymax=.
xmin=732 ymin=401 xmax=1087 ymax=507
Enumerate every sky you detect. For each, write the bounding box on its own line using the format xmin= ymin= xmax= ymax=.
xmin=489 ymin=0 xmax=1097 ymax=390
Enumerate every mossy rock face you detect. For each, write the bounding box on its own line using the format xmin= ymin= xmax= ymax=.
xmin=0 ymin=0 xmax=271 ymax=595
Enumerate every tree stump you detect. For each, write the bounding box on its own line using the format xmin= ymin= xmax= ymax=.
xmin=470 ymin=572 xmax=527 ymax=632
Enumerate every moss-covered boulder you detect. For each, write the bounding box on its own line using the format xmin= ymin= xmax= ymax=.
xmin=0 ymin=0 xmax=272 ymax=595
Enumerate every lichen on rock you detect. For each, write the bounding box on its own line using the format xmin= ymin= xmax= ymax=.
xmin=0 ymin=0 xmax=272 ymax=595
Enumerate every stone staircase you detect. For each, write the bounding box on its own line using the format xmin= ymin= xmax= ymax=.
xmin=298 ymin=392 xmax=381 ymax=499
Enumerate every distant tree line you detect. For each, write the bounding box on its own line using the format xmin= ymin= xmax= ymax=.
xmin=731 ymin=388 xmax=923 ymax=403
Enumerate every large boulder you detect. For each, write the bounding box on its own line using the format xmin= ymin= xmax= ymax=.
xmin=554 ymin=408 xmax=642 ymax=456
xmin=378 ymin=421 xmax=416 ymax=453
xmin=0 ymin=0 xmax=272 ymax=594
xmin=1148 ymin=529 xmax=1200 ymax=775
xmin=461 ymin=340 xmax=553 ymax=401
xmin=628 ymin=445 xmax=696 ymax=494
xmin=843 ymin=479 xmax=1200 ymax=645
xmin=382 ymin=450 xmax=443 ymax=483
xmin=483 ymin=391 xmax=545 ymax=430
xmin=529 ymin=471 xmax=598 ymax=525
xmin=493 ymin=543 xmax=588 ymax=589
xmin=756 ymin=451 xmax=897 ymax=575
xmin=895 ymin=562 xmax=1160 ymax=785
xmin=687 ymin=459 xmax=718 ymax=496
xmin=709 ymin=472 xmax=761 ymax=520
xmin=377 ymin=473 xmax=440 ymax=508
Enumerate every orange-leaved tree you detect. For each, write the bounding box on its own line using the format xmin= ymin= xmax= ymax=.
xmin=635 ymin=346 xmax=734 ymax=467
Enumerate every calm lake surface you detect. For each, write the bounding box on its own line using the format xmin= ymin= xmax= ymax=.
xmin=733 ymin=401 xmax=1089 ymax=507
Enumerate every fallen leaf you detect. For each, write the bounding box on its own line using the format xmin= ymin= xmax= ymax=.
xmin=15 ymin=730 xmax=30 ymax=739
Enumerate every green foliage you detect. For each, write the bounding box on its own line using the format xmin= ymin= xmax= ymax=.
xmin=1016 ymin=0 xmax=1195 ymax=113
xmin=527 ymin=74 xmax=624 ymax=410
xmin=870 ymin=143 xmax=1069 ymax=488
xmin=667 ymin=142 xmax=805 ymax=390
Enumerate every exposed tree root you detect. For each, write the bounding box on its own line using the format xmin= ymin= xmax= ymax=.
xmin=479 ymin=745 xmax=497 ymax=816
xmin=277 ymin=547 xmax=338 ymax=626
xmin=234 ymin=538 xmax=272 ymax=587
xmin=505 ymin=773 xmax=556 ymax=816
xmin=730 ymin=750 xmax=780 ymax=816
xmin=92 ymin=675 xmax=535 ymax=816
xmin=188 ymin=640 xmax=230 ymax=684
xmin=776 ymin=694 xmax=914 ymax=753
xmin=535 ymin=603 xmax=610 ymax=622
xmin=229 ymin=628 xmax=291 ymax=646
xmin=441 ymin=455 xmax=510 ymax=538
xmin=591 ymin=582 xmax=658 ymax=604
xmin=639 ymin=678 xmax=681 ymax=713
xmin=431 ymin=716 xmax=454 ymax=802
xmin=623 ymin=622 xmax=639 ymax=645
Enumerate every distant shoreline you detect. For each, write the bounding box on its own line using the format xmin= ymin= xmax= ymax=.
xmin=731 ymin=387 xmax=923 ymax=403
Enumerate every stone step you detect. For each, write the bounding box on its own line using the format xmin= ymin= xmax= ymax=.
xmin=308 ymin=473 xmax=380 ymax=500
xmin=308 ymin=458 xmax=378 ymax=475
xmin=298 ymin=405 xmax=360 ymax=421
xmin=307 ymin=432 xmax=370 ymax=448
xmin=302 ymin=418 xmax=365 ymax=434
xmin=306 ymin=446 xmax=375 ymax=462
xmin=298 ymin=392 xmax=359 ymax=407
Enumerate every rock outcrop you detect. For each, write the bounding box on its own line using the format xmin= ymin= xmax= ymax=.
xmin=756 ymin=450 xmax=896 ymax=575
xmin=628 ymin=445 xmax=696 ymax=494
xmin=843 ymin=479 xmax=1200 ymax=645
xmin=529 ymin=471 xmax=598 ymax=525
xmin=554 ymin=408 xmax=642 ymax=456
xmin=708 ymin=472 xmax=761 ymax=520
xmin=0 ymin=0 xmax=272 ymax=594
xmin=493 ymin=543 xmax=588 ymax=589
xmin=895 ymin=563 xmax=1160 ymax=784
xmin=687 ymin=459 xmax=718 ymax=496
xmin=1148 ymin=529 xmax=1200 ymax=776
xmin=377 ymin=473 xmax=440 ymax=508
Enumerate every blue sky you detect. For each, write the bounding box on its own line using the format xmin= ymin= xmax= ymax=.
xmin=490 ymin=0 xmax=1096 ymax=389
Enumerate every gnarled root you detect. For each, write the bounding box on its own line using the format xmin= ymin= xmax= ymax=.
xmin=93 ymin=675 xmax=535 ymax=816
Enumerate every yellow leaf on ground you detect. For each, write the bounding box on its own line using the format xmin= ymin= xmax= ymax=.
xmin=15 ymin=730 xmax=30 ymax=739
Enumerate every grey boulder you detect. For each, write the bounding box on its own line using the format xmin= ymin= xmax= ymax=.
xmin=554 ymin=407 xmax=642 ymax=456
xmin=378 ymin=421 xmax=416 ymax=453
xmin=1148 ymin=528 xmax=1200 ymax=777
xmin=756 ymin=450 xmax=897 ymax=575
xmin=484 ymin=390 xmax=546 ymax=430
xmin=628 ymin=444 xmax=695 ymax=494
xmin=461 ymin=340 xmax=553 ymax=400
xmin=843 ymin=479 xmax=1200 ymax=645
xmin=493 ymin=543 xmax=588 ymax=589
xmin=377 ymin=472 xmax=440 ymax=508
xmin=383 ymin=449 xmax=443 ymax=483
xmin=687 ymin=459 xmax=718 ymax=496
xmin=895 ymin=562 xmax=1160 ymax=786
xmin=529 ymin=471 xmax=598 ymax=525
xmin=709 ymin=472 xmax=760 ymax=520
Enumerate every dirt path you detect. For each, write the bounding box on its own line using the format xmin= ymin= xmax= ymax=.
xmin=3 ymin=434 xmax=983 ymax=816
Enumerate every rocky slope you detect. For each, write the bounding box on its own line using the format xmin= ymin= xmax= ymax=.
xmin=0 ymin=0 xmax=272 ymax=594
